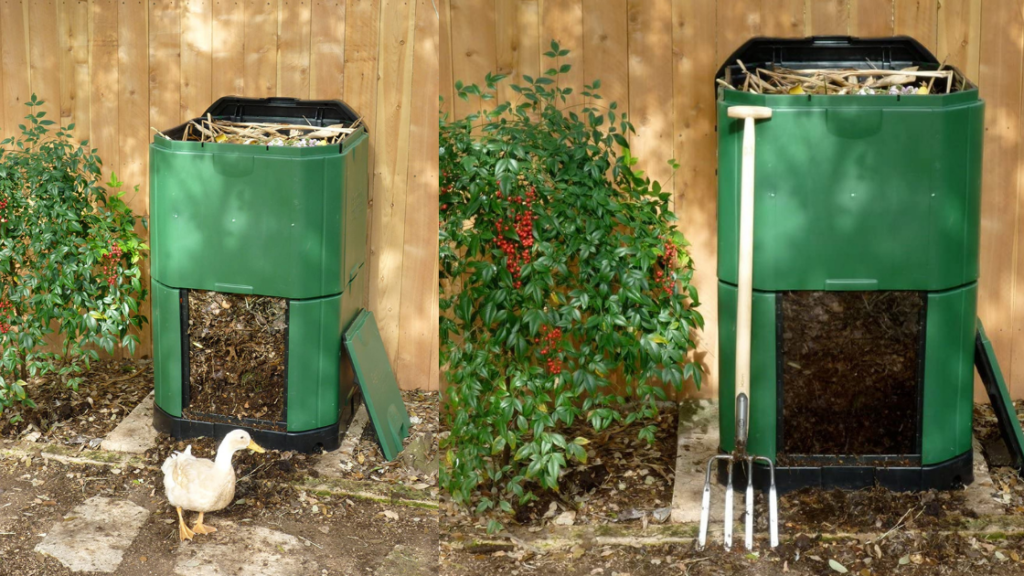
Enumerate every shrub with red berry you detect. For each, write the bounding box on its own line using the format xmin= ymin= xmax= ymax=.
xmin=0 ymin=94 xmax=149 ymax=416
xmin=439 ymin=47 xmax=703 ymax=526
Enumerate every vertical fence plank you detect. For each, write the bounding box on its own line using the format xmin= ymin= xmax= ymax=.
xmin=29 ymin=0 xmax=61 ymax=123
xmin=539 ymin=0 xmax=582 ymax=108
xmin=344 ymin=0 xmax=380 ymax=324
xmin=212 ymin=0 xmax=244 ymax=97
xmin=673 ymin=0 xmax=718 ymax=398
xmin=149 ymin=0 xmax=180 ymax=135
xmin=180 ymin=0 xmax=212 ymax=120
xmin=808 ymin=0 xmax=849 ymax=35
xmin=119 ymin=0 xmax=151 ymax=357
xmin=59 ymin=0 xmax=91 ymax=140
xmin=395 ymin=0 xmax=438 ymax=389
xmin=310 ymin=0 xmax=344 ymax=99
xmin=894 ymin=0 xmax=937 ymax=53
xmin=494 ymin=0 xmax=517 ymax=104
xmin=90 ymin=0 xmax=120 ymax=186
xmin=760 ymin=0 xmax=803 ymax=38
xmin=936 ymin=0 xmax=980 ymax=79
xmin=626 ymin=0 xmax=673 ymax=191
xmin=1 ymin=0 xmax=30 ymax=138
xmin=448 ymin=0 xmax=496 ymax=120
xmin=277 ymin=0 xmax=311 ymax=98
xmin=439 ymin=0 xmax=453 ymax=113
xmin=517 ymin=0 xmax=540 ymax=92
xmin=243 ymin=0 xmax=278 ymax=97
xmin=850 ymin=0 xmax=893 ymax=36
xmin=979 ymin=0 xmax=1023 ymax=400
xmin=343 ymin=0 xmax=380 ymax=133
xmin=583 ymin=0 xmax=628 ymax=123
xmin=368 ymin=0 xmax=414 ymax=363
xmin=718 ymin=0 xmax=759 ymax=64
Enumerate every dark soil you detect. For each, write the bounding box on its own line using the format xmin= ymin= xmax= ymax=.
xmin=442 ymin=407 xmax=677 ymax=528
xmin=443 ymin=533 xmax=1024 ymax=576
xmin=780 ymin=291 xmax=923 ymax=459
xmin=780 ymin=486 xmax=969 ymax=533
xmin=0 ymin=448 xmax=438 ymax=576
xmin=337 ymin=390 xmax=439 ymax=487
xmin=975 ymin=400 xmax=1024 ymax=513
xmin=0 ymin=360 xmax=151 ymax=444
xmin=183 ymin=290 xmax=287 ymax=430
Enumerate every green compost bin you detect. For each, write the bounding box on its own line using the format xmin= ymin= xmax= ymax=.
xmin=714 ymin=37 xmax=984 ymax=493
xmin=150 ymin=97 xmax=369 ymax=452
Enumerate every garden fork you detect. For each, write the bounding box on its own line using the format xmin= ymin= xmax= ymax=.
xmin=698 ymin=105 xmax=778 ymax=551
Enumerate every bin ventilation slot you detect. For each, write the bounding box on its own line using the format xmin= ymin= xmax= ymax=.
xmin=777 ymin=291 xmax=925 ymax=465
xmin=181 ymin=290 xmax=289 ymax=431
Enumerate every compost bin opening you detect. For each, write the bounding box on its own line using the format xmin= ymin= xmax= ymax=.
xmin=778 ymin=291 xmax=924 ymax=463
xmin=181 ymin=290 xmax=288 ymax=431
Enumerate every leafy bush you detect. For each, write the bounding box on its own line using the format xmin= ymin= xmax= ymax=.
xmin=439 ymin=44 xmax=704 ymax=524
xmin=0 ymin=95 xmax=149 ymax=417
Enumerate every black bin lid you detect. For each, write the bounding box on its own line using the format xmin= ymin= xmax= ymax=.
xmin=716 ymin=35 xmax=940 ymax=82
xmin=201 ymin=96 xmax=361 ymax=130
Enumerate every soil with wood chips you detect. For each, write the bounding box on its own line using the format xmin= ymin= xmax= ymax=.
xmin=183 ymin=290 xmax=287 ymax=430
xmin=779 ymin=291 xmax=923 ymax=461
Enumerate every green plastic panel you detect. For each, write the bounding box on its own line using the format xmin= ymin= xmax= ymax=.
xmin=921 ymin=283 xmax=978 ymax=465
xmin=717 ymin=283 xmax=777 ymax=458
xmin=153 ymin=280 xmax=184 ymax=417
xmin=149 ymin=129 xmax=368 ymax=299
xmin=343 ymin=310 xmax=411 ymax=461
xmin=287 ymin=295 xmax=342 ymax=432
xmin=717 ymin=91 xmax=984 ymax=292
xmin=977 ymin=320 xmax=1024 ymax=470
xmin=152 ymin=280 xmax=364 ymax=432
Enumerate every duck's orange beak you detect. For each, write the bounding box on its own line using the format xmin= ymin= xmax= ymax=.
xmin=247 ymin=440 xmax=266 ymax=453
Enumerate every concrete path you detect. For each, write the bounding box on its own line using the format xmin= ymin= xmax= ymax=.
xmin=35 ymin=497 xmax=150 ymax=573
xmin=100 ymin=392 xmax=158 ymax=454
xmin=172 ymin=523 xmax=318 ymax=576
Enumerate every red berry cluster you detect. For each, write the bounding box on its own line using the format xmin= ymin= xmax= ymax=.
xmin=534 ymin=324 xmax=564 ymax=375
xmin=494 ymin=188 xmax=538 ymax=290
xmin=654 ymin=235 xmax=679 ymax=297
xmin=101 ymin=242 xmax=123 ymax=287
xmin=0 ymin=299 xmax=11 ymax=334
xmin=0 ymin=196 xmax=8 ymax=223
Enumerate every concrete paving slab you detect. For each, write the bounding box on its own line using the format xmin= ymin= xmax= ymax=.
xmin=101 ymin=391 xmax=159 ymax=454
xmin=670 ymin=400 xmax=725 ymax=524
xmin=965 ymin=437 xmax=1004 ymax=517
xmin=173 ymin=523 xmax=319 ymax=576
xmin=316 ymin=404 xmax=369 ymax=477
xmin=34 ymin=496 xmax=150 ymax=573
xmin=376 ymin=544 xmax=440 ymax=576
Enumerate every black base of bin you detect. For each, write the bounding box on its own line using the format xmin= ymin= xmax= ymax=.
xmin=715 ymin=450 xmax=973 ymax=495
xmin=153 ymin=405 xmax=342 ymax=453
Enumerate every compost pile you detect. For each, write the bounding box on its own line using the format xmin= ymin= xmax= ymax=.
xmin=157 ymin=115 xmax=360 ymax=147
xmin=779 ymin=291 xmax=923 ymax=460
xmin=183 ymin=290 xmax=287 ymax=430
xmin=719 ymin=61 xmax=968 ymax=95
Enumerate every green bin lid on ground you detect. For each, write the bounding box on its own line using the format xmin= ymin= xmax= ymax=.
xmin=976 ymin=320 xmax=1024 ymax=473
xmin=343 ymin=309 xmax=411 ymax=461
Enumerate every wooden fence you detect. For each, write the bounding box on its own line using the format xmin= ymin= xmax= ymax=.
xmin=440 ymin=0 xmax=1023 ymax=400
xmin=1 ymin=0 xmax=438 ymax=391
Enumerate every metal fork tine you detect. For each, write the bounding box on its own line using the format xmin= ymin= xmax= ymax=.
xmin=697 ymin=456 xmax=716 ymax=551
xmin=745 ymin=457 xmax=754 ymax=550
xmin=754 ymin=455 xmax=780 ymax=548
xmin=723 ymin=460 xmax=734 ymax=550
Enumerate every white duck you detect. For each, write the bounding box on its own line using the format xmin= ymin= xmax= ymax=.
xmin=162 ymin=429 xmax=265 ymax=541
